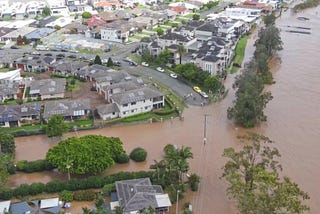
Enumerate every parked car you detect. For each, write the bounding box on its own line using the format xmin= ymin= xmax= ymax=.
xmin=32 ymin=51 xmax=41 ymax=55
xmin=104 ymin=48 xmax=111 ymax=52
xmin=10 ymin=45 xmax=19 ymax=49
xmin=129 ymin=61 xmax=138 ymax=66
xmin=68 ymin=55 xmax=77 ymax=59
xmin=200 ymin=91 xmax=209 ymax=98
xmin=157 ymin=67 xmax=165 ymax=72
xmin=114 ymin=61 xmax=121 ymax=67
xmin=170 ymin=73 xmax=178 ymax=79
xmin=44 ymin=53 xmax=53 ymax=56
xmin=141 ymin=62 xmax=149 ymax=67
xmin=193 ymin=86 xmax=202 ymax=93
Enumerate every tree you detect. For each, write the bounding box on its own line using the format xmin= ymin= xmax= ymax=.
xmin=227 ymin=61 xmax=273 ymax=127
xmin=177 ymin=45 xmax=186 ymax=64
xmin=46 ymin=115 xmax=69 ymax=137
xmin=255 ymin=26 xmax=283 ymax=57
xmin=192 ymin=14 xmax=200 ymax=21
xmin=93 ymin=55 xmax=102 ymax=65
xmin=0 ymin=132 xmax=15 ymax=154
xmin=130 ymin=147 xmax=147 ymax=162
xmin=264 ymin=14 xmax=276 ymax=26
xmin=106 ymin=57 xmax=113 ymax=67
xmin=60 ymin=190 xmax=73 ymax=202
xmin=221 ymin=133 xmax=310 ymax=214
xmin=82 ymin=11 xmax=92 ymax=19
xmin=156 ymin=27 xmax=164 ymax=36
xmin=42 ymin=6 xmax=51 ymax=17
xmin=0 ymin=154 xmax=13 ymax=190
xmin=46 ymin=135 xmax=124 ymax=174
xmin=204 ymin=76 xmax=222 ymax=93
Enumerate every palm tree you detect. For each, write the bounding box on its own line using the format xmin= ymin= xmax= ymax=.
xmin=177 ymin=45 xmax=186 ymax=64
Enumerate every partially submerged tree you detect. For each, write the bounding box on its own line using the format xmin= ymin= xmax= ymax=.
xmin=46 ymin=135 xmax=125 ymax=174
xmin=255 ymin=25 xmax=283 ymax=57
xmin=46 ymin=115 xmax=69 ymax=137
xmin=0 ymin=132 xmax=15 ymax=154
xmin=221 ymin=133 xmax=310 ymax=214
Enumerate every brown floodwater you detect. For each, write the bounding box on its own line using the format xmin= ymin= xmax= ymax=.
xmin=10 ymin=6 xmax=320 ymax=214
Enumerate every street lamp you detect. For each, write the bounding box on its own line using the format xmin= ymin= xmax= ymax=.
xmin=176 ymin=190 xmax=181 ymax=214
xmin=66 ymin=164 xmax=71 ymax=181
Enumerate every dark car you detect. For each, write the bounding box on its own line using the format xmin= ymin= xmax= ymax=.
xmin=104 ymin=48 xmax=111 ymax=52
xmin=68 ymin=55 xmax=77 ymax=59
xmin=44 ymin=53 xmax=53 ymax=56
xmin=10 ymin=45 xmax=19 ymax=49
xmin=114 ymin=61 xmax=121 ymax=67
xmin=129 ymin=61 xmax=138 ymax=66
xmin=56 ymin=54 xmax=65 ymax=59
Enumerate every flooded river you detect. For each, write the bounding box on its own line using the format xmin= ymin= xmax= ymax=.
xmin=11 ymin=6 xmax=320 ymax=214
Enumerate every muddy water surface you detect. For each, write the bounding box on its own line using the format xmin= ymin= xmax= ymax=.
xmin=11 ymin=6 xmax=320 ymax=214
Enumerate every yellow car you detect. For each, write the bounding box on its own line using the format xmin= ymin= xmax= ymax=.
xmin=193 ymin=86 xmax=202 ymax=93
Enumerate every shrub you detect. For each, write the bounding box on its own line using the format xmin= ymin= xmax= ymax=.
xmin=73 ymin=190 xmax=96 ymax=201
xmin=16 ymin=160 xmax=55 ymax=173
xmin=102 ymin=183 xmax=115 ymax=196
xmin=188 ymin=173 xmax=200 ymax=191
xmin=60 ymin=190 xmax=73 ymax=202
xmin=129 ymin=147 xmax=147 ymax=162
xmin=115 ymin=153 xmax=130 ymax=164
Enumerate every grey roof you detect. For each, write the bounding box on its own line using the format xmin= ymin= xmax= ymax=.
xmin=10 ymin=201 xmax=35 ymax=214
xmin=160 ymin=32 xmax=192 ymax=42
xmin=0 ymin=103 xmax=41 ymax=122
xmin=16 ymin=55 xmax=55 ymax=67
xmin=196 ymin=22 xmax=218 ymax=33
xmin=25 ymin=28 xmax=55 ymax=40
xmin=0 ymin=82 xmax=19 ymax=98
xmin=77 ymin=64 xmax=109 ymax=78
xmin=53 ymin=60 xmax=88 ymax=74
xmin=29 ymin=78 xmax=66 ymax=96
xmin=0 ymin=53 xmax=20 ymax=64
xmin=111 ymin=87 xmax=163 ymax=105
xmin=29 ymin=16 xmax=56 ymax=28
xmin=95 ymin=70 xmax=130 ymax=84
xmin=141 ymin=37 xmax=152 ymax=43
xmin=105 ymin=79 xmax=143 ymax=91
xmin=43 ymin=99 xmax=90 ymax=119
xmin=116 ymin=178 xmax=165 ymax=212
xmin=0 ymin=27 xmax=15 ymax=37
xmin=97 ymin=103 xmax=119 ymax=115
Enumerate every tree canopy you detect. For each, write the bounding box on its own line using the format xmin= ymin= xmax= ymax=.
xmin=82 ymin=11 xmax=92 ymax=19
xmin=42 ymin=6 xmax=51 ymax=17
xmin=221 ymin=133 xmax=310 ymax=214
xmin=46 ymin=115 xmax=69 ymax=137
xmin=46 ymin=135 xmax=125 ymax=174
xmin=0 ymin=132 xmax=15 ymax=155
xmin=106 ymin=57 xmax=113 ymax=67
xmin=227 ymin=61 xmax=273 ymax=127
xmin=255 ymin=25 xmax=283 ymax=57
xmin=93 ymin=55 xmax=102 ymax=65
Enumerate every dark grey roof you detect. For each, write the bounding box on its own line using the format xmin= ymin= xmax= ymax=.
xmin=29 ymin=16 xmax=56 ymax=27
xmin=95 ymin=70 xmax=129 ymax=84
xmin=43 ymin=99 xmax=90 ymax=119
xmin=0 ymin=103 xmax=41 ymax=122
xmin=30 ymin=78 xmax=66 ymax=96
xmin=106 ymin=79 xmax=143 ymax=91
xmin=16 ymin=55 xmax=55 ymax=67
xmin=53 ymin=60 xmax=88 ymax=74
xmin=150 ymin=41 xmax=161 ymax=48
xmin=141 ymin=37 xmax=152 ymax=43
xmin=25 ymin=28 xmax=55 ymax=40
xmin=0 ymin=27 xmax=15 ymax=37
xmin=77 ymin=64 xmax=109 ymax=78
xmin=10 ymin=201 xmax=35 ymax=214
xmin=160 ymin=32 xmax=191 ymax=42
xmin=0 ymin=82 xmax=19 ymax=98
xmin=116 ymin=178 xmax=165 ymax=212
xmin=97 ymin=103 xmax=119 ymax=115
xmin=111 ymin=87 xmax=163 ymax=105
xmin=196 ymin=22 xmax=218 ymax=33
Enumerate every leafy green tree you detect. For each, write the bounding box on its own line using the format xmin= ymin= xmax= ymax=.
xmin=255 ymin=26 xmax=283 ymax=57
xmin=46 ymin=135 xmax=124 ymax=174
xmin=93 ymin=55 xmax=102 ymax=65
xmin=82 ymin=11 xmax=92 ymax=19
xmin=60 ymin=190 xmax=73 ymax=202
xmin=264 ymin=14 xmax=276 ymax=26
xmin=221 ymin=133 xmax=310 ymax=214
xmin=227 ymin=61 xmax=273 ymax=127
xmin=130 ymin=147 xmax=147 ymax=162
xmin=42 ymin=6 xmax=51 ymax=17
xmin=192 ymin=14 xmax=200 ymax=20
xmin=204 ymin=76 xmax=222 ymax=93
xmin=106 ymin=57 xmax=113 ymax=67
xmin=156 ymin=48 xmax=171 ymax=65
xmin=177 ymin=45 xmax=186 ymax=64
xmin=0 ymin=132 xmax=15 ymax=154
xmin=156 ymin=27 xmax=164 ymax=36
xmin=46 ymin=115 xmax=69 ymax=137
xmin=188 ymin=173 xmax=200 ymax=191
xmin=0 ymin=154 xmax=13 ymax=190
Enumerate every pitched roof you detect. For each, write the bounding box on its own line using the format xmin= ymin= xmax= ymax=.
xmin=97 ymin=103 xmax=119 ymax=115
xmin=0 ymin=103 xmax=41 ymax=122
xmin=10 ymin=201 xmax=35 ymax=214
xmin=0 ymin=200 xmax=10 ymax=214
xmin=43 ymin=99 xmax=90 ymax=119
xmin=116 ymin=178 xmax=171 ymax=212
xmin=170 ymin=6 xmax=187 ymax=12
xmin=160 ymin=32 xmax=192 ymax=42
xmin=87 ymin=15 xmax=107 ymax=27
xmin=0 ymin=82 xmax=19 ymax=97
xmin=111 ymin=87 xmax=163 ymax=105
xmin=29 ymin=78 xmax=66 ymax=96
xmin=25 ymin=28 xmax=55 ymax=40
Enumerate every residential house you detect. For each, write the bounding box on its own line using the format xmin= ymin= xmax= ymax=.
xmin=0 ymin=103 xmax=41 ymax=127
xmin=98 ymin=11 xmax=119 ymax=22
xmin=45 ymin=17 xmax=74 ymax=28
xmin=25 ymin=28 xmax=56 ymax=42
xmin=111 ymin=87 xmax=164 ymax=118
xmin=158 ymin=32 xmax=196 ymax=48
xmin=237 ymin=0 xmax=273 ymax=14
xmin=25 ymin=0 xmax=46 ymax=18
xmin=0 ymin=69 xmax=22 ymax=84
xmin=95 ymin=70 xmax=131 ymax=95
xmin=66 ymin=0 xmax=89 ymax=13
xmin=0 ymin=26 xmax=36 ymax=42
xmin=47 ymin=0 xmax=69 ymax=16
xmin=29 ymin=16 xmax=57 ymax=28
xmin=170 ymin=6 xmax=188 ymax=15
xmin=43 ymin=99 xmax=91 ymax=121
xmin=100 ymin=20 xmax=133 ymax=43
xmin=64 ymin=22 xmax=88 ymax=34
xmin=0 ymin=82 xmax=19 ymax=102
xmin=0 ymin=27 xmax=14 ymax=42
xmin=114 ymin=178 xmax=171 ymax=213
xmin=10 ymin=201 xmax=36 ymax=214
xmin=76 ymin=64 xmax=109 ymax=81
xmin=29 ymin=78 xmax=66 ymax=100
xmin=219 ymin=7 xmax=261 ymax=25
xmin=0 ymin=53 xmax=20 ymax=68
xmin=94 ymin=1 xmax=122 ymax=11
xmin=51 ymin=59 xmax=88 ymax=76
xmin=32 ymin=198 xmax=62 ymax=214
xmin=100 ymin=77 xmax=144 ymax=101
xmin=15 ymin=55 xmax=55 ymax=72
xmin=169 ymin=2 xmax=200 ymax=11
xmin=0 ymin=200 xmax=10 ymax=214
xmin=96 ymin=103 xmax=119 ymax=120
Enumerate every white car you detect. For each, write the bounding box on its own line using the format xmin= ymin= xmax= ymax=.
xmin=170 ymin=73 xmax=178 ymax=79
xmin=200 ymin=91 xmax=209 ymax=98
xmin=141 ymin=62 xmax=149 ymax=67
xmin=157 ymin=67 xmax=165 ymax=72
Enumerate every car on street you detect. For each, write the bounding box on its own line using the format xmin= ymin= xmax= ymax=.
xmin=200 ymin=91 xmax=209 ymax=98
xmin=10 ymin=45 xmax=19 ymax=49
xmin=141 ymin=62 xmax=149 ymax=67
xmin=44 ymin=53 xmax=53 ymax=56
xmin=68 ymin=55 xmax=77 ymax=59
xmin=170 ymin=73 xmax=178 ymax=79
xmin=157 ymin=67 xmax=165 ymax=72
xmin=32 ymin=51 xmax=41 ymax=55
xmin=104 ymin=48 xmax=111 ymax=52
xmin=193 ymin=86 xmax=202 ymax=93
xmin=129 ymin=61 xmax=138 ymax=66
xmin=114 ymin=61 xmax=121 ymax=67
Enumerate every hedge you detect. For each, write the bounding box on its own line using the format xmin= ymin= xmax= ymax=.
xmin=16 ymin=160 xmax=55 ymax=173
xmin=129 ymin=147 xmax=147 ymax=162
xmin=73 ymin=190 xmax=96 ymax=201
xmin=0 ymin=171 xmax=153 ymax=200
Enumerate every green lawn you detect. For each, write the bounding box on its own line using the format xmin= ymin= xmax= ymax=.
xmin=232 ymin=35 xmax=248 ymax=70
xmin=78 ymin=49 xmax=103 ymax=55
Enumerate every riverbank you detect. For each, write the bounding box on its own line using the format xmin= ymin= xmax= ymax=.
xmin=293 ymin=0 xmax=320 ymax=12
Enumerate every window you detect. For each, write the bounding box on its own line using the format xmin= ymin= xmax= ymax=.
xmin=123 ymin=111 xmax=126 ymax=115
xmin=123 ymin=104 xmax=128 ymax=107
xmin=131 ymin=102 xmax=136 ymax=105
